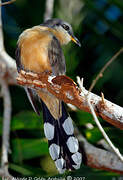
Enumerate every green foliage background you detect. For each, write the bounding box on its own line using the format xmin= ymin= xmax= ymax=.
xmin=0 ymin=0 xmax=123 ymax=179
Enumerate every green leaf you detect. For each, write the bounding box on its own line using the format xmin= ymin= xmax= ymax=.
xmin=75 ymin=110 xmax=103 ymax=126
xmin=9 ymin=163 xmax=46 ymax=177
xmin=11 ymin=111 xmax=43 ymax=131
xmin=85 ymin=127 xmax=103 ymax=143
xmin=11 ymin=138 xmax=48 ymax=163
xmin=9 ymin=163 xmax=34 ymax=176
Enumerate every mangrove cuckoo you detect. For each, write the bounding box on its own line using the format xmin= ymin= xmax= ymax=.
xmin=15 ymin=18 xmax=82 ymax=173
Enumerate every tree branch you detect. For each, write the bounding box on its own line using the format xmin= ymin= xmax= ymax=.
xmin=0 ymin=78 xmax=12 ymax=179
xmin=0 ymin=1 xmax=15 ymax=178
xmin=0 ymin=0 xmax=17 ymax=84
xmin=0 ymin=0 xmax=16 ymax=6
xmin=0 ymin=168 xmax=13 ymax=179
xmin=77 ymin=76 xmax=123 ymax=162
xmin=44 ymin=0 xmax=54 ymax=21
xmin=75 ymin=127 xmax=123 ymax=174
xmin=17 ymin=70 xmax=123 ymax=130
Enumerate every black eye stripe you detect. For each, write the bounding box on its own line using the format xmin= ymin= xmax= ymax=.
xmin=62 ymin=24 xmax=69 ymax=31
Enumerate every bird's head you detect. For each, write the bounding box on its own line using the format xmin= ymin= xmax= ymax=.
xmin=41 ymin=18 xmax=81 ymax=46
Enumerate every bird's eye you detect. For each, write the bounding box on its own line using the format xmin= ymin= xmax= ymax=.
xmin=62 ymin=24 xmax=69 ymax=31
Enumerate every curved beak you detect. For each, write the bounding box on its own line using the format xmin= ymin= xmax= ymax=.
xmin=71 ymin=35 xmax=81 ymax=47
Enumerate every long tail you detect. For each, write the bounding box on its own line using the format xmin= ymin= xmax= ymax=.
xmin=41 ymin=101 xmax=82 ymax=173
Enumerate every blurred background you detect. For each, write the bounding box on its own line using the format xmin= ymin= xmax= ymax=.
xmin=0 ymin=0 xmax=123 ymax=179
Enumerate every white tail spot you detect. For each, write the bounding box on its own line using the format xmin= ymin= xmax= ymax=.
xmin=66 ymin=137 xmax=79 ymax=153
xmin=49 ymin=144 xmax=60 ymax=160
xmin=55 ymin=158 xmax=65 ymax=170
xmin=72 ymin=152 xmax=82 ymax=165
xmin=44 ymin=122 xmax=54 ymax=140
xmin=73 ymin=164 xmax=81 ymax=169
xmin=62 ymin=117 xmax=74 ymax=135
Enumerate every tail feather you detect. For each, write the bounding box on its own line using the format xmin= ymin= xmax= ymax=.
xmin=41 ymin=100 xmax=82 ymax=173
xmin=59 ymin=102 xmax=82 ymax=170
xmin=25 ymin=88 xmax=40 ymax=116
xmin=41 ymin=100 xmax=66 ymax=173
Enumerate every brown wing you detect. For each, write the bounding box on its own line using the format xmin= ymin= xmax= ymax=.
xmin=15 ymin=45 xmax=23 ymax=72
xmin=15 ymin=45 xmax=41 ymax=116
xmin=48 ymin=36 xmax=66 ymax=76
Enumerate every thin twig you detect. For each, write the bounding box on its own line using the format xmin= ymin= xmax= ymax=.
xmin=89 ymin=47 xmax=123 ymax=92
xmin=77 ymin=77 xmax=123 ymax=162
xmin=0 ymin=0 xmax=16 ymax=6
xmin=0 ymin=78 xmax=12 ymax=177
xmin=87 ymin=48 xmax=123 ymax=161
xmin=87 ymin=96 xmax=123 ymax=162
xmin=97 ymin=139 xmax=113 ymax=152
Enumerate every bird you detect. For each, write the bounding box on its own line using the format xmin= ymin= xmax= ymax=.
xmin=15 ymin=18 xmax=82 ymax=174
